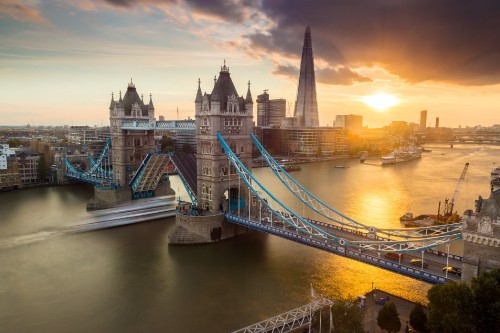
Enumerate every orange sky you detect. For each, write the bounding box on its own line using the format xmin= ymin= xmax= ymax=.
xmin=1 ymin=1 xmax=499 ymax=128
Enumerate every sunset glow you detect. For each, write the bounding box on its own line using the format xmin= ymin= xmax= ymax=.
xmin=362 ymin=93 xmax=400 ymax=111
xmin=0 ymin=1 xmax=498 ymax=127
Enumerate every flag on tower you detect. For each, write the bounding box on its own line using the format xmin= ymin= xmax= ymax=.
xmin=310 ymin=283 xmax=317 ymax=299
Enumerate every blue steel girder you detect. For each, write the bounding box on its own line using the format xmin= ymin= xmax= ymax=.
xmin=129 ymin=153 xmax=154 ymax=191
xmin=226 ymin=214 xmax=453 ymax=285
xmin=84 ymin=137 xmax=111 ymax=176
xmin=63 ymin=137 xmax=115 ymax=187
xmin=219 ymin=132 xmax=462 ymax=253
xmin=219 ymin=132 xmax=344 ymax=243
xmin=250 ymin=132 xmax=462 ymax=240
xmin=88 ymin=154 xmax=112 ymax=177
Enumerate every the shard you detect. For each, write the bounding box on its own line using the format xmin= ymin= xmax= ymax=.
xmin=294 ymin=26 xmax=319 ymax=127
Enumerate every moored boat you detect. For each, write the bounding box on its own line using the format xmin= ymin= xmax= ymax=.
xmin=381 ymin=146 xmax=421 ymax=165
xmin=280 ymin=164 xmax=301 ymax=172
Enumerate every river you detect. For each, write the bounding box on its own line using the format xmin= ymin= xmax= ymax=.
xmin=0 ymin=144 xmax=498 ymax=332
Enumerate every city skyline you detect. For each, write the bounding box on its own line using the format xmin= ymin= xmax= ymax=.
xmin=1 ymin=1 xmax=499 ymax=128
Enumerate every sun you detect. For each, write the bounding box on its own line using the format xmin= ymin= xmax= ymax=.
xmin=362 ymin=93 xmax=399 ymax=111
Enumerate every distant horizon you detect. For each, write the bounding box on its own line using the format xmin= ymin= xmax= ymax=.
xmin=1 ymin=118 xmax=498 ymax=130
xmin=1 ymin=1 xmax=499 ymax=128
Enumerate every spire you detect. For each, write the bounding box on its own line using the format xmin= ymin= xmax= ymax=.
xmin=214 ymin=75 xmax=217 ymax=86
xmin=109 ymin=92 xmax=115 ymax=109
xmin=195 ymin=78 xmax=202 ymax=103
xmin=118 ymin=90 xmax=123 ymax=106
xmin=128 ymin=78 xmax=135 ymax=88
xmin=221 ymin=59 xmax=229 ymax=73
xmin=245 ymin=80 xmax=252 ymax=103
xmin=141 ymin=94 xmax=144 ymax=102
xmin=304 ymin=26 xmax=312 ymax=48
xmin=148 ymin=93 xmax=154 ymax=110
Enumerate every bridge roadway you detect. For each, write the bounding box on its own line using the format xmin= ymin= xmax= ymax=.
xmin=225 ymin=212 xmax=462 ymax=284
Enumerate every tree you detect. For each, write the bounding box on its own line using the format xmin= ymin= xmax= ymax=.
xmin=181 ymin=142 xmax=191 ymax=154
xmin=427 ymin=281 xmax=475 ymax=333
xmin=160 ymin=135 xmax=175 ymax=152
xmin=409 ymin=302 xmax=428 ymax=333
xmin=471 ymin=268 xmax=500 ymax=332
xmin=7 ymin=138 xmax=24 ymax=147
xmin=377 ymin=302 xmax=401 ymax=333
xmin=330 ymin=299 xmax=364 ymax=333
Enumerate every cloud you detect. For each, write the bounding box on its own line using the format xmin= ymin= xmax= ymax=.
xmin=272 ymin=63 xmax=298 ymax=79
xmin=0 ymin=0 xmax=48 ymax=24
xmin=249 ymin=0 xmax=500 ymax=86
xmin=100 ymin=0 xmax=258 ymax=22
xmin=316 ymin=67 xmax=372 ymax=85
xmin=272 ymin=62 xmax=371 ymax=86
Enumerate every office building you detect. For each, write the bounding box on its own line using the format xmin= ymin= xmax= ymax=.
xmin=256 ymin=91 xmax=286 ymax=127
xmin=420 ymin=110 xmax=427 ymax=129
xmin=293 ymin=26 xmax=319 ymax=127
xmin=335 ymin=114 xmax=363 ymax=134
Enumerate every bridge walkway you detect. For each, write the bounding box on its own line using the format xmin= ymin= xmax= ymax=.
xmin=226 ymin=213 xmax=461 ymax=284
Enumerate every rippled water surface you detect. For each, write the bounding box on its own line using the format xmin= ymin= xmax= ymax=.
xmin=0 ymin=144 xmax=498 ymax=332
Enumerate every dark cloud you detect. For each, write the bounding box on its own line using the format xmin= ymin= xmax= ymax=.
xmin=272 ymin=63 xmax=299 ymax=78
xmin=101 ymin=0 xmax=257 ymax=22
xmin=251 ymin=0 xmax=500 ymax=86
xmin=273 ymin=63 xmax=371 ymax=86
xmin=316 ymin=67 xmax=372 ymax=85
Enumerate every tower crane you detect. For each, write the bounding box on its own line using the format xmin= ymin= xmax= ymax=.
xmin=443 ymin=162 xmax=469 ymax=216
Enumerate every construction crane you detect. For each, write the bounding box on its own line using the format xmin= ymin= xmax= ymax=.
xmin=443 ymin=162 xmax=469 ymax=217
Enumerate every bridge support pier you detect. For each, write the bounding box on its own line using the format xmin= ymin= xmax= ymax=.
xmin=168 ymin=212 xmax=249 ymax=244
xmin=87 ymin=179 xmax=175 ymax=211
xmin=87 ymin=187 xmax=131 ymax=210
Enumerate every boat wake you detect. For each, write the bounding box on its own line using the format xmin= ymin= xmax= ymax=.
xmin=0 ymin=197 xmax=178 ymax=249
xmin=0 ymin=228 xmax=75 ymax=249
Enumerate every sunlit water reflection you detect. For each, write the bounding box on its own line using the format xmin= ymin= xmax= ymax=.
xmin=0 ymin=144 xmax=497 ymax=332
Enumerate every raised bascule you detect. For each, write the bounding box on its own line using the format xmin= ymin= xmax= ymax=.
xmin=61 ymin=63 xmax=498 ymax=284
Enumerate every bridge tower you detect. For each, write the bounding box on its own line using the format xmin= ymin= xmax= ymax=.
xmin=109 ymin=80 xmax=155 ymax=187
xmin=196 ymin=62 xmax=254 ymax=212
xmin=88 ymin=80 xmax=159 ymax=209
xmin=168 ymin=62 xmax=253 ymax=244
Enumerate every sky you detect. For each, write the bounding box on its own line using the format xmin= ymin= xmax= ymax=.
xmin=1 ymin=0 xmax=499 ymax=128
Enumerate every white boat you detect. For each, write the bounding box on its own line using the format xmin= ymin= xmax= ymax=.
xmin=381 ymin=146 xmax=421 ymax=165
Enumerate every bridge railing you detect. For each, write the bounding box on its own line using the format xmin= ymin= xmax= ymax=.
xmin=226 ymin=214 xmax=453 ymax=284
xmin=232 ymin=297 xmax=334 ymax=333
xmin=120 ymin=120 xmax=195 ymax=131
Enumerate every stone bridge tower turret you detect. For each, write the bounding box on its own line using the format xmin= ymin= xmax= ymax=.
xmin=168 ymin=62 xmax=253 ymax=244
xmin=109 ymin=80 xmax=155 ymax=187
xmin=195 ymin=62 xmax=254 ymax=213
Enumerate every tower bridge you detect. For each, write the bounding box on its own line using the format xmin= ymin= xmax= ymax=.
xmin=61 ymin=64 xmax=497 ymax=284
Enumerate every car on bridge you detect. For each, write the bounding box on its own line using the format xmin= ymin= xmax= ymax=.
xmin=410 ymin=258 xmax=428 ymax=268
xmin=384 ymin=253 xmax=404 ymax=261
xmin=442 ymin=266 xmax=461 ymax=276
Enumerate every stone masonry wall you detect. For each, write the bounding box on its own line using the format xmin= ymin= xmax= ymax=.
xmin=168 ymin=212 xmax=249 ymax=245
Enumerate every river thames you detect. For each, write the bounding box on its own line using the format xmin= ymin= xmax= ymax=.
xmin=0 ymin=144 xmax=498 ymax=332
